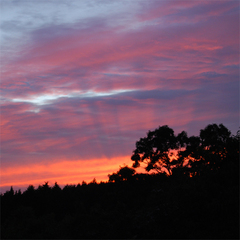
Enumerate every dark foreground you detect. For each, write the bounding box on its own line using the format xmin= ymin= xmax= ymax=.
xmin=1 ymin=169 xmax=239 ymax=239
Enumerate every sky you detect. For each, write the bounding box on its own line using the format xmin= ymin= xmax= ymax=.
xmin=0 ymin=0 xmax=239 ymax=193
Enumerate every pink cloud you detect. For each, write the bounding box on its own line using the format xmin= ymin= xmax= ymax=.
xmin=1 ymin=0 xmax=239 ymax=192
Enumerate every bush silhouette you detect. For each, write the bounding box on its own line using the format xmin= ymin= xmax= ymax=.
xmin=108 ymin=165 xmax=136 ymax=182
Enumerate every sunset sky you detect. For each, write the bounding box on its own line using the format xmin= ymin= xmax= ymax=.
xmin=0 ymin=0 xmax=239 ymax=193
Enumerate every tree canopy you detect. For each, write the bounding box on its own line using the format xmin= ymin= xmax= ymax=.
xmin=130 ymin=123 xmax=239 ymax=177
xmin=1 ymin=123 xmax=239 ymax=239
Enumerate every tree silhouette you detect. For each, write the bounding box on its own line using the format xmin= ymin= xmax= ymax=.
xmin=52 ymin=182 xmax=61 ymax=191
xmin=108 ymin=165 xmax=136 ymax=182
xmin=180 ymin=123 xmax=236 ymax=176
xmin=130 ymin=123 xmax=238 ymax=177
xmin=1 ymin=123 xmax=239 ymax=239
xmin=130 ymin=125 xmax=186 ymax=174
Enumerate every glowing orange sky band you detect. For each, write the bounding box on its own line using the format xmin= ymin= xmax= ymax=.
xmin=0 ymin=156 xmax=134 ymax=189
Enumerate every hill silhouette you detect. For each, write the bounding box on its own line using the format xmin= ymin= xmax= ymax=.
xmin=1 ymin=123 xmax=239 ymax=239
